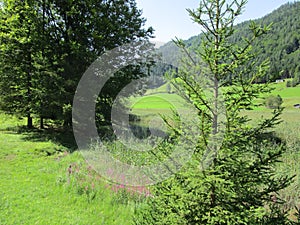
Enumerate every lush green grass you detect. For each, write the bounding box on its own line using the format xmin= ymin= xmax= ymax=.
xmin=132 ymin=94 xmax=180 ymax=109
xmin=130 ymin=93 xmax=186 ymax=124
xmin=131 ymin=80 xmax=300 ymax=113
xmin=0 ymin=114 xmax=139 ymax=225
xmin=132 ymin=93 xmax=185 ymax=109
xmin=269 ymin=81 xmax=300 ymax=109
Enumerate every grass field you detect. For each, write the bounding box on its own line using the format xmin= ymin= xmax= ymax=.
xmin=130 ymin=81 xmax=300 ymax=155
xmin=269 ymin=82 xmax=300 ymax=109
xmin=0 ymin=114 xmax=139 ymax=225
xmin=132 ymin=94 xmax=184 ymax=110
xmin=131 ymin=81 xmax=300 ymax=129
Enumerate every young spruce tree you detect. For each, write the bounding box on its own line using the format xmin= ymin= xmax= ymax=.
xmin=134 ymin=0 xmax=294 ymax=224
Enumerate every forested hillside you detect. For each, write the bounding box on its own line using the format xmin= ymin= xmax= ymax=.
xmin=159 ymin=1 xmax=300 ymax=82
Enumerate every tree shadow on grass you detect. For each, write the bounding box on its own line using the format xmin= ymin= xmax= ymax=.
xmin=1 ymin=125 xmax=78 ymax=152
xmin=1 ymin=121 xmax=168 ymax=154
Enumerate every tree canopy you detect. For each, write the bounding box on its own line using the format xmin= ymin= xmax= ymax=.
xmin=0 ymin=0 xmax=153 ymax=128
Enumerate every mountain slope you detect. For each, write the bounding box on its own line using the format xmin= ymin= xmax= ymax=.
xmin=158 ymin=1 xmax=300 ymax=82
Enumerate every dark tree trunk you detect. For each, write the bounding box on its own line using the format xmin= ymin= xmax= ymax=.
xmin=27 ymin=115 xmax=33 ymax=128
xmin=40 ymin=117 xmax=44 ymax=129
xmin=26 ymin=25 xmax=33 ymax=129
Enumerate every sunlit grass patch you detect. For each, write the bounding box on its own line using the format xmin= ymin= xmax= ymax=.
xmin=0 ymin=112 xmax=142 ymax=224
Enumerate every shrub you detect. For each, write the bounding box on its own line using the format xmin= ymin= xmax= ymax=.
xmin=264 ymin=95 xmax=283 ymax=109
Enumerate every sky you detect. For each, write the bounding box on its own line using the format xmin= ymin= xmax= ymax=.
xmin=136 ymin=0 xmax=293 ymax=43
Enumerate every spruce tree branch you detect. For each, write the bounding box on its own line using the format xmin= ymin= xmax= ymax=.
xmin=172 ymin=76 xmax=213 ymax=117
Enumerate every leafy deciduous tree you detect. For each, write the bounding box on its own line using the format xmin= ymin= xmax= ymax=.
xmin=0 ymin=0 xmax=42 ymax=128
xmin=0 ymin=0 xmax=153 ymax=129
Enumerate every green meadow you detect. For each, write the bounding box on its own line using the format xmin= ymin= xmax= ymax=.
xmin=0 ymin=114 xmax=139 ymax=225
xmin=132 ymin=80 xmax=300 ymax=110
xmin=130 ymin=81 xmax=300 ymax=150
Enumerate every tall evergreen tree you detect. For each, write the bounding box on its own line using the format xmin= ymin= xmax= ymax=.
xmin=134 ymin=0 xmax=293 ymax=224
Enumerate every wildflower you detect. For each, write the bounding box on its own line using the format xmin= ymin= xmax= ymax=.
xmin=271 ymin=194 xmax=277 ymax=203
xmin=68 ymin=165 xmax=72 ymax=175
